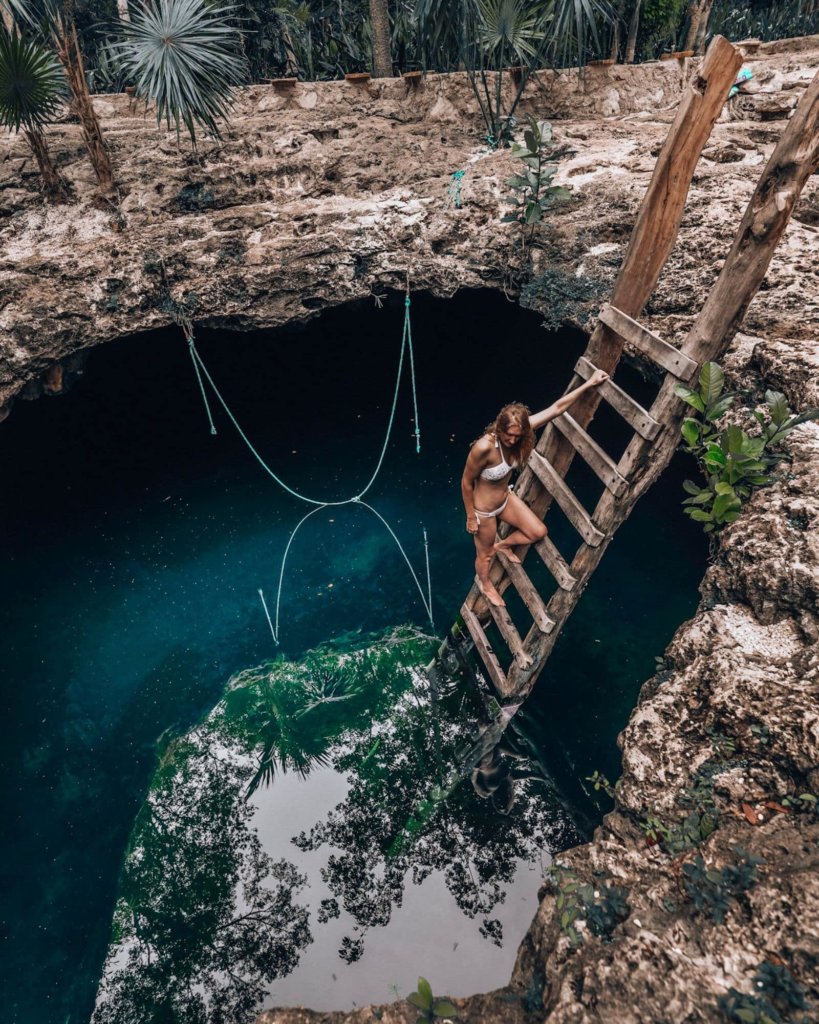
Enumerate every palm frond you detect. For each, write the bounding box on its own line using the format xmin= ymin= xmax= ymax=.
xmin=0 ymin=26 xmax=65 ymax=132
xmin=474 ymin=0 xmax=545 ymax=61
xmin=114 ymin=0 xmax=246 ymax=145
xmin=546 ymin=0 xmax=614 ymax=66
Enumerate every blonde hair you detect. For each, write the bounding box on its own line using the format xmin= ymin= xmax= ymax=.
xmin=480 ymin=402 xmax=535 ymax=467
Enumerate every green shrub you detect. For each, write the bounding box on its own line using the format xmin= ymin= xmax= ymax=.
xmin=682 ymin=847 xmax=762 ymax=924
xmin=675 ymin=363 xmax=819 ymax=533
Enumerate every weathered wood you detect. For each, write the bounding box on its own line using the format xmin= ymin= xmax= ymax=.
xmin=460 ymin=604 xmax=508 ymax=695
xmin=468 ymin=36 xmax=741 ymax=623
xmin=483 ymin=35 xmax=741 ymax=597
xmin=598 ymin=304 xmax=698 ymax=380
xmin=534 ymin=535 xmax=577 ymax=591
xmin=485 ymin=599 xmax=534 ymax=669
xmin=494 ymin=551 xmax=556 ymax=633
xmin=552 ymin=412 xmax=629 ymax=496
xmin=575 ymin=356 xmax=661 ymax=441
xmin=503 ymin=70 xmax=819 ymax=698
xmin=529 ymin=452 xmax=605 ymax=547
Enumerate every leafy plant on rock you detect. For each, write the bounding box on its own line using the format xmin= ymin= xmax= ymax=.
xmin=682 ymin=846 xmax=762 ymax=924
xmin=675 ymin=362 xmax=819 ymax=533
xmin=502 ymin=116 xmax=571 ymax=243
xmin=551 ymin=866 xmax=631 ymax=947
xmin=407 ymin=977 xmax=458 ymax=1022
xmin=717 ymin=959 xmax=810 ymax=1024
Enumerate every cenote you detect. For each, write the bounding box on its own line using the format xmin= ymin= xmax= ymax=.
xmin=0 ymin=290 xmax=707 ymax=1024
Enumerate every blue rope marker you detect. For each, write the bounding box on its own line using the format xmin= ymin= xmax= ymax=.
xmin=183 ymin=288 xmax=433 ymax=644
xmin=446 ymin=169 xmax=466 ymax=209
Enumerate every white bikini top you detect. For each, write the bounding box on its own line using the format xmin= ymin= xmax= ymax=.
xmin=480 ymin=435 xmax=516 ymax=481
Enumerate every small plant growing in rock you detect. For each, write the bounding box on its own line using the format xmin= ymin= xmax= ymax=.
xmin=407 ymin=977 xmax=458 ymax=1022
xmin=550 ymin=867 xmax=631 ymax=947
xmin=675 ymin=362 xmax=819 ymax=533
xmin=781 ymin=792 xmax=818 ymax=816
xmin=682 ymin=847 xmax=763 ymax=924
xmin=501 ymin=117 xmax=571 ymax=247
xmin=586 ymin=770 xmax=616 ymax=800
xmin=717 ymin=959 xmax=809 ymax=1024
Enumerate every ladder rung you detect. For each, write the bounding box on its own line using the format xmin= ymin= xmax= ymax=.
xmin=534 ymin=535 xmax=577 ymax=590
xmin=553 ymin=412 xmax=629 ymax=497
xmin=575 ymin=356 xmax=662 ymax=441
xmin=528 ymin=451 xmax=606 ymax=547
xmin=598 ymin=304 xmax=698 ymax=380
xmin=495 ymin=552 xmax=556 ymax=633
xmin=484 ymin=593 xmax=534 ymax=669
xmin=461 ymin=603 xmax=508 ymax=694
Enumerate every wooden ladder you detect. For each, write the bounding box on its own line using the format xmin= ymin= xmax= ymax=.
xmin=456 ymin=45 xmax=819 ymax=702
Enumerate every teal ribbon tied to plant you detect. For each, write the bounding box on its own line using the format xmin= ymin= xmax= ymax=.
xmin=446 ymin=169 xmax=466 ymax=208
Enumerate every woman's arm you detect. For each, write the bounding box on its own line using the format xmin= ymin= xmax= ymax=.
xmin=529 ymin=369 xmax=609 ymax=431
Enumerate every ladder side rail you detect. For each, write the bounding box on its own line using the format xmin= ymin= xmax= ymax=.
xmin=504 ymin=72 xmax=819 ymax=697
xmin=467 ymin=36 xmax=742 ymax=618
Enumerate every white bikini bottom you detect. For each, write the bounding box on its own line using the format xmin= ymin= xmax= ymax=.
xmin=475 ymin=488 xmax=511 ymax=521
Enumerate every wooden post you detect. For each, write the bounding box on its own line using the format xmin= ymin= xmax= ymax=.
xmin=505 ymin=69 xmax=819 ymax=696
xmin=469 ymin=35 xmax=742 ymax=617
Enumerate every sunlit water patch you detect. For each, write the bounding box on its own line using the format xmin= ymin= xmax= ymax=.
xmin=93 ymin=629 xmax=577 ymax=1020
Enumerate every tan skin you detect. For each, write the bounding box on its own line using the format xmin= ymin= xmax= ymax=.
xmin=461 ymin=370 xmax=609 ymax=607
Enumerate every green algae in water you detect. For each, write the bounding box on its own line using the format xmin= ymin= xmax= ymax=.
xmin=94 ymin=628 xmax=578 ymax=1021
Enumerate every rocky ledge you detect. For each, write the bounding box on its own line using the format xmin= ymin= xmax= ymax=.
xmin=1 ymin=30 xmax=817 ymax=1024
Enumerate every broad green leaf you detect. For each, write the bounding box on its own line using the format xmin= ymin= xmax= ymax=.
xmin=408 ymin=993 xmax=430 ymax=1011
xmin=416 ymin=978 xmax=433 ymax=1010
xmin=682 ymin=479 xmax=702 ymax=495
xmin=674 ymin=384 xmax=705 ymax=413
xmin=714 ymin=482 xmax=735 ymax=496
xmin=681 ymin=419 xmax=700 ymax=446
xmin=699 ymin=362 xmax=724 ymax=406
xmin=523 ymin=129 xmax=537 ymax=152
xmin=433 ymin=1000 xmax=458 ymax=1017
xmin=705 ymin=395 xmax=734 ymax=422
xmin=545 ymin=186 xmax=571 ymax=201
xmin=689 ymin=509 xmax=713 ymax=522
xmin=765 ymin=389 xmax=788 ymax=425
xmin=723 ymin=425 xmax=746 ymax=454
xmin=525 ymin=202 xmax=542 ymax=224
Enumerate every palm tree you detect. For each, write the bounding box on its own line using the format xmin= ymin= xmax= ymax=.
xmin=0 ymin=25 xmax=70 ymax=200
xmin=368 ymin=0 xmax=392 ymax=76
xmin=46 ymin=2 xmax=116 ymax=194
xmin=114 ymin=0 xmax=245 ymax=146
xmin=624 ymin=0 xmax=641 ymax=61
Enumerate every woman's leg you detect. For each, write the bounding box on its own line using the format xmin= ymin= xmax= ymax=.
xmin=474 ymin=515 xmax=506 ymax=606
xmin=493 ymin=492 xmax=547 ymax=563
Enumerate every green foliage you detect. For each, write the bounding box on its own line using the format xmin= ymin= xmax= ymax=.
xmin=501 ymin=116 xmax=571 ymax=233
xmin=676 ymin=362 xmax=819 ymax=533
xmin=710 ymin=0 xmax=819 ymax=44
xmin=586 ymin=769 xmax=616 ymax=800
xmin=682 ymin=847 xmax=763 ymax=924
xmin=0 ymin=24 xmax=65 ymax=132
xmin=550 ymin=866 xmax=631 ymax=947
xmin=780 ymin=791 xmax=818 ymax=816
xmin=114 ymin=0 xmax=246 ymax=144
xmin=519 ymin=266 xmax=606 ymax=331
xmin=408 ymin=976 xmax=458 ymax=1022
xmin=717 ymin=959 xmax=809 ymax=1024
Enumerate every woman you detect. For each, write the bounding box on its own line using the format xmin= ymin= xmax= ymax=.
xmin=461 ymin=370 xmax=609 ymax=608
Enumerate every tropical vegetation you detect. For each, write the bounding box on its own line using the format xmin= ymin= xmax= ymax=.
xmin=676 ymin=362 xmax=819 ymax=535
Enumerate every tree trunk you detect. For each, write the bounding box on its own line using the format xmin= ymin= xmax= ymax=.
xmin=368 ymin=0 xmax=392 ymax=78
xmin=693 ymin=0 xmax=714 ymax=54
xmin=625 ymin=0 xmax=642 ymax=63
xmin=281 ymin=21 xmax=299 ymax=77
xmin=52 ymin=15 xmax=115 ymax=195
xmin=610 ymin=0 xmax=625 ymax=62
xmin=24 ymin=126 xmax=70 ymax=202
xmin=683 ymin=0 xmax=702 ymax=52
xmin=116 ymin=0 xmax=130 ymax=23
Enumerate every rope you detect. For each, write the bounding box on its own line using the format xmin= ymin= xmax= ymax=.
xmin=447 ymin=169 xmax=466 ymax=208
xmin=181 ymin=291 xmax=433 ymax=643
xmin=187 ymin=337 xmax=217 ymax=435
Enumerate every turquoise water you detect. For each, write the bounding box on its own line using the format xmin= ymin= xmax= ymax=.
xmin=0 ymin=291 xmax=707 ymax=1023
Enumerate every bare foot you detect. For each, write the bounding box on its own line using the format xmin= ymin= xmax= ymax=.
xmin=477 ymin=579 xmax=506 ymax=608
xmin=494 ymin=543 xmax=521 ymax=564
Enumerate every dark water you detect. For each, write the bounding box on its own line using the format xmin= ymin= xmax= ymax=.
xmin=0 ymin=290 xmax=707 ymax=1023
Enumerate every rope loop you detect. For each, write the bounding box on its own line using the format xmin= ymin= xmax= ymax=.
xmin=181 ymin=287 xmax=434 ymax=644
